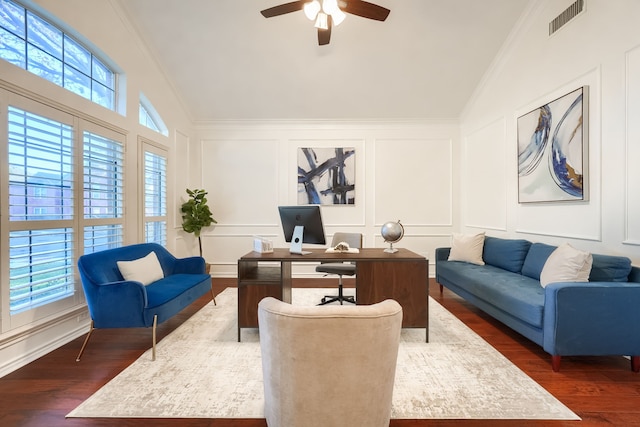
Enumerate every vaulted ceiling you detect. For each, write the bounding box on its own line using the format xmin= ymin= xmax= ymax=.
xmin=117 ymin=0 xmax=531 ymax=121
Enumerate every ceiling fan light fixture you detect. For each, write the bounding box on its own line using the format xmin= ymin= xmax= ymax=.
xmin=331 ymin=8 xmax=346 ymax=26
xmin=314 ymin=12 xmax=329 ymax=30
xmin=322 ymin=0 xmax=339 ymax=15
xmin=303 ymin=0 xmax=321 ymax=20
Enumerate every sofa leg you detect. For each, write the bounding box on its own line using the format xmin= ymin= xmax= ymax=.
xmin=75 ymin=320 xmax=95 ymax=362
xmin=551 ymin=355 xmax=561 ymax=372
xmin=151 ymin=315 xmax=158 ymax=361
xmin=439 ymin=284 xmax=443 ymax=293
xmin=210 ymin=286 xmax=217 ymax=306
xmin=631 ymin=356 xmax=640 ymax=372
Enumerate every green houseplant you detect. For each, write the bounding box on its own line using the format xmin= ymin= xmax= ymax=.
xmin=181 ymin=188 xmax=217 ymax=258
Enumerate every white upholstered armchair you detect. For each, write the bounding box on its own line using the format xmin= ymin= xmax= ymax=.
xmin=257 ymin=297 xmax=403 ymax=427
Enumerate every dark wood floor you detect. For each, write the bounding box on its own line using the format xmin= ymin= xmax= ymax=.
xmin=1 ymin=278 xmax=639 ymax=427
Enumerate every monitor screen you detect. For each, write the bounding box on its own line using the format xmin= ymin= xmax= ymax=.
xmin=278 ymin=205 xmax=326 ymax=252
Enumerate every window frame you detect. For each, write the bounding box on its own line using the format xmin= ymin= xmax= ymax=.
xmin=139 ymin=137 xmax=168 ymax=246
xmin=82 ymin=120 xmax=126 ymax=254
xmin=0 ymin=87 xmax=127 ymax=333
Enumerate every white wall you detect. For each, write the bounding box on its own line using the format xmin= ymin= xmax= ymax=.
xmin=460 ymin=0 xmax=640 ymax=264
xmin=188 ymin=120 xmax=459 ymax=277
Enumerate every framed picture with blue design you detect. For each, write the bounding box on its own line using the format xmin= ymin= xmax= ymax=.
xmin=297 ymin=147 xmax=355 ymax=205
xmin=517 ymin=86 xmax=589 ymax=203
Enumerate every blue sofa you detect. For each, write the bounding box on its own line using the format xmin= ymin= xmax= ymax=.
xmin=436 ymin=236 xmax=640 ymax=371
xmin=76 ymin=243 xmax=213 ymax=361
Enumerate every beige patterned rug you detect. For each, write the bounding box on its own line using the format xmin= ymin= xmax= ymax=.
xmin=68 ymin=287 xmax=579 ymax=420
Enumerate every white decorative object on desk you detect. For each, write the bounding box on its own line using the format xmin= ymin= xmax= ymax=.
xmin=253 ymin=236 xmax=273 ymax=253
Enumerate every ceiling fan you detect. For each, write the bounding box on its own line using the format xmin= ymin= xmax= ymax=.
xmin=261 ymin=0 xmax=390 ymax=46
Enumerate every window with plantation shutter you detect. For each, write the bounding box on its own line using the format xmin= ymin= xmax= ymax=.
xmin=2 ymin=90 xmax=127 ymax=329
xmin=7 ymin=106 xmax=75 ymax=314
xmin=9 ymin=228 xmax=75 ymax=314
xmin=143 ymin=146 xmax=167 ymax=246
xmin=83 ymin=130 xmax=124 ymax=253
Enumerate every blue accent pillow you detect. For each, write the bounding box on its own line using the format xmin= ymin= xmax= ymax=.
xmin=589 ymin=254 xmax=632 ymax=282
xmin=482 ymin=237 xmax=532 ymax=273
xmin=521 ymin=243 xmax=557 ymax=280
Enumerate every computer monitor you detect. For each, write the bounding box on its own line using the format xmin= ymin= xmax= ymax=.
xmin=278 ymin=205 xmax=326 ymax=255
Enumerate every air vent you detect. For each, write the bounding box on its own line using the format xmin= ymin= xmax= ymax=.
xmin=549 ymin=0 xmax=585 ymax=35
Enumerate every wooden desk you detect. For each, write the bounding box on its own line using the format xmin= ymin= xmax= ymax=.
xmin=237 ymin=248 xmax=429 ymax=341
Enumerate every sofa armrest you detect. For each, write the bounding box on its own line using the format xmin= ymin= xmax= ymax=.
xmin=172 ymin=256 xmax=207 ymax=274
xmin=88 ymin=281 xmax=149 ymax=328
xmin=543 ymin=281 xmax=640 ymax=356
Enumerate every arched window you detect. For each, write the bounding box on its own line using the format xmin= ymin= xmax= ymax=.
xmin=0 ymin=0 xmax=117 ymax=110
xmin=139 ymin=93 xmax=168 ymax=136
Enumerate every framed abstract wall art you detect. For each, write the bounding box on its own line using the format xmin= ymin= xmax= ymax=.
xmin=517 ymin=86 xmax=589 ymax=203
xmin=297 ymin=147 xmax=355 ymax=205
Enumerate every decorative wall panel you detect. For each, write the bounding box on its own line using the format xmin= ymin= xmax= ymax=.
xmin=626 ymin=46 xmax=640 ymax=245
xmin=201 ymin=139 xmax=280 ymax=226
xmin=374 ymin=138 xmax=452 ymax=226
xmin=463 ymin=119 xmax=507 ymax=230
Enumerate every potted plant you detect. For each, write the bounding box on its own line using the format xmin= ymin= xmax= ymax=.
xmin=180 ymin=188 xmax=217 ymax=259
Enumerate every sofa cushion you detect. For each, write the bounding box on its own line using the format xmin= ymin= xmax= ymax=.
xmin=540 ymin=243 xmax=592 ymax=288
xmin=521 ymin=243 xmax=557 ymax=280
xmin=437 ymin=261 xmax=544 ymax=327
xmin=117 ymin=251 xmax=164 ymax=286
xmin=482 ymin=236 xmax=532 ymax=273
xmin=145 ymin=273 xmax=211 ymax=308
xmin=448 ymin=232 xmax=485 ymax=265
xmin=589 ymin=254 xmax=632 ymax=282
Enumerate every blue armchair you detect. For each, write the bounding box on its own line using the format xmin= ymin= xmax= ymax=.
xmin=76 ymin=243 xmax=213 ymax=361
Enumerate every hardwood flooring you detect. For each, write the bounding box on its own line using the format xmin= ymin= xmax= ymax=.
xmin=0 ymin=278 xmax=639 ymax=426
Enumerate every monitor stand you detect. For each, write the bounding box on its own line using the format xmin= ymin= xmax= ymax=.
xmin=289 ymin=225 xmax=311 ymax=255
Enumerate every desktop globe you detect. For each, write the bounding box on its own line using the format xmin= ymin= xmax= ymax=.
xmin=381 ymin=220 xmax=404 ymax=253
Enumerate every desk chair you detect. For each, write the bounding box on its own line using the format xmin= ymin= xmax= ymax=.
xmin=316 ymin=232 xmax=362 ymax=305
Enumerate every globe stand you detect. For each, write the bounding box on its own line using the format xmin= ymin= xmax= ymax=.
xmin=384 ymin=242 xmax=399 ymax=253
xmin=381 ymin=220 xmax=404 ymax=254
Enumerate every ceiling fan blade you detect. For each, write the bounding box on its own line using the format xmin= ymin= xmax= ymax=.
xmin=318 ymin=16 xmax=332 ymax=45
xmin=342 ymin=0 xmax=390 ymax=21
xmin=260 ymin=1 xmax=306 ymax=18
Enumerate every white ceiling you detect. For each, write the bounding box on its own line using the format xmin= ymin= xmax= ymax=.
xmin=117 ymin=0 xmax=531 ymax=121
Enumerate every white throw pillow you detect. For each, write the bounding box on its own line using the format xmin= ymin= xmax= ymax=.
xmin=117 ymin=251 xmax=164 ymax=286
xmin=539 ymin=243 xmax=593 ymax=288
xmin=448 ymin=232 xmax=486 ymax=265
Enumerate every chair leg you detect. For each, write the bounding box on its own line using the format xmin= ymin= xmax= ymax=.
xmin=151 ymin=314 xmax=158 ymax=361
xmin=210 ymin=285 xmax=217 ymax=306
xmin=76 ymin=320 xmax=94 ymax=362
xmin=319 ymin=277 xmax=356 ymax=305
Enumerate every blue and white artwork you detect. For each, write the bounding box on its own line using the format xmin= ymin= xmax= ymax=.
xmin=298 ymin=147 xmax=355 ymax=205
xmin=517 ymin=86 xmax=588 ymax=203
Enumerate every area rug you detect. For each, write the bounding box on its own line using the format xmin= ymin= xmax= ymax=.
xmin=67 ymin=287 xmax=579 ymax=420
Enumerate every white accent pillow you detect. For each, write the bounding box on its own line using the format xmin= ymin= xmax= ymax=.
xmin=117 ymin=251 xmax=164 ymax=286
xmin=540 ymin=243 xmax=593 ymax=288
xmin=447 ymin=232 xmax=486 ymax=265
